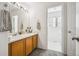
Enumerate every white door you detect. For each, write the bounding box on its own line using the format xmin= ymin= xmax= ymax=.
xmin=76 ymin=2 xmax=79 ymax=56
xmin=67 ymin=2 xmax=76 ymax=56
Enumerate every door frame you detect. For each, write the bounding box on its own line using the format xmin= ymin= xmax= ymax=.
xmin=46 ymin=2 xmax=77 ymax=56
xmin=46 ymin=3 xmax=67 ymax=55
xmin=66 ymin=2 xmax=76 ymax=56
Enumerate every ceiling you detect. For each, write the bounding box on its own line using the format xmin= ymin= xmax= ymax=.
xmin=0 ymin=2 xmax=78 ymax=14
xmin=20 ymin=2 xmax=79 ymax=14
xmin=20 ymin=2 xmax=63 ymax=8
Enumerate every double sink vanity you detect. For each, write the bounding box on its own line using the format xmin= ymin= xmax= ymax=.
xmin=8 ymin=32 xmax=38 ymax=56
xmin=0 ymin=2 xmax=39 ymax=56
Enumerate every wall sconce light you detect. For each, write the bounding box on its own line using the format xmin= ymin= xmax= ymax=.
xmin=9 ymin=2 xmax=28 ymax=12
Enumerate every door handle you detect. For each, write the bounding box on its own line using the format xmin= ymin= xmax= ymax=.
xmin=72 ymin=37 xmax=79 ymax=41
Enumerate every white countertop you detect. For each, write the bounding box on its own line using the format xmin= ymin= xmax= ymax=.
xmin=8 ymin=32 xmax=38 ymax=43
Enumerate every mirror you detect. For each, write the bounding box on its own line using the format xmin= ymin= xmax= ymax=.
xmin=9 ymin=3 xmax=28 ymax=34
xmin=12 ymin=15 xmax=18 ymax=34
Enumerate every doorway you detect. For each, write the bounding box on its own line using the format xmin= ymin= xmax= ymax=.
xmin=47 ymin=6 xmax=63 ymax=52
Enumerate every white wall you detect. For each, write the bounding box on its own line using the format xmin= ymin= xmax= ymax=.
xmin=0 ymin=32 xmax=8 ymax=56
xmin=30 ymin=5 xmax=47 ymax=49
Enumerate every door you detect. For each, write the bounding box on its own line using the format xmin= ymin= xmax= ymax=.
xmin=67 ymin=2 xmax=76 ymax=56
xmin=76 ymin=2 xmax=79 ymax=56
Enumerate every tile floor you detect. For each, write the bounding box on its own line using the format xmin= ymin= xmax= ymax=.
xmin=29 ymin=48 xmax=67 ymax=56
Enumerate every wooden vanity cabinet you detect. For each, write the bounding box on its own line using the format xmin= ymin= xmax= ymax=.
xmin=32 ymin=35 xmax=38 ymax=50
xmin=25 ymin=37 xmax=32 ymax=55
xmin=9 ymin=39 xmax=25 ymax=56
xmin=8 ymin=34 xmax=38 ymax=56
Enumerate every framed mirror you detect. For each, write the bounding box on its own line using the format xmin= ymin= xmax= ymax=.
xmin=9 ymin=3 xmax=28 ymax=35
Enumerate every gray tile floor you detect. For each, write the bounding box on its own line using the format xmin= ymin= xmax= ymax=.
xmin=29 ymin=48 xmax=67 ymax=56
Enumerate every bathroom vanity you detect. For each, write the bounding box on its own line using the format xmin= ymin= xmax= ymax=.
xmin=8 ymin=33 xmax=38 ymax=56
xmin=6 ymin=2 xmax=38 ymax=56
xmin=0 ymin=2 xmax=38 ymax=56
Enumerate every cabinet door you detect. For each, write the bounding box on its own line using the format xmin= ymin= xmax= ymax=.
xmin=11 ymin=40 xmax=25 ymax=56
xmin=26 ymin=37 xmax=32 ymax=55
xmin=32 ymin=35 xmax=38 ymax=50
xmin=8 ymin=44 xmax=12 ymax=56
